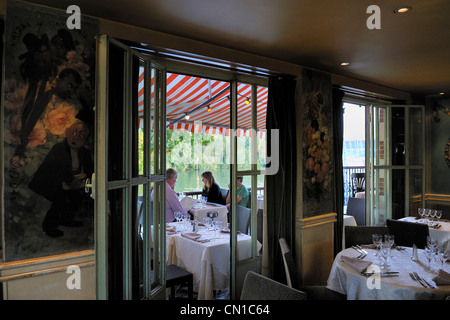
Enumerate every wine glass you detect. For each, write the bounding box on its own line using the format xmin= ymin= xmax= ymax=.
xmin=174 ymin=211 xmax=182 ymax=227
xmin=424 ymin=209 xmax=431 ymax=225
xmin=424 ymin=246 xmax=434 ymax=271
xmin=372 ymin=234 xmax=382 ymax=256
xmin=430 ymin=209 xmax=437 ymax=225
xmin=418 ymin=207 xmax=423 ymax=222
xmin=384 ymin=234 xmax=395 ymax=248
xmin=427 ymin=236 xmax=438 ymax=250
xmin=438 ymin=247 xmax=448 ymax=269
xmin=436 ymin=210 xmax=442 ymax=223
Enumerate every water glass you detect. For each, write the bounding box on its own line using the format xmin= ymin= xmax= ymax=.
xmin=214 ymin=221 xmax=223 ymax=237
xmin=379 ymin=242 xmax=391 ymax=269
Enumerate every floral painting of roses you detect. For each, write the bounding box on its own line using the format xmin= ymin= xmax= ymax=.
xmin=302 ymin=70 xmax=334 ymax=217
xmin=2 ymin=2 xmax=98 ymax=261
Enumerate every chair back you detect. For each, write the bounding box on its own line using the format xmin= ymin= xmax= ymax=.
xmin=240 ymin=271 xmax=306 ymax=300
xmin=236 ymin=205 xmax=251 ymax=234
xmin=279 ymin=238 xmax=300 ymax=289
xmin=344 ymin=225 xmax=389 ymax=248
xmin=386 ymin=219 xmax=429 ymax=249
xmin=219 ymin=188 xmax=228 ymax=205
xmin=351 ymin=172 xmax=366 ymax=195
xmin=346 ymin=197 xmax=365 ymax=225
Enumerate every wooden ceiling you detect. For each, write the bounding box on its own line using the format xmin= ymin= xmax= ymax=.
xmin=25 ymin=0 xmax=450 ymax=96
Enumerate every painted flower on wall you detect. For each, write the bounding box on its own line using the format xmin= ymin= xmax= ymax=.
xmin=43 ymin=102 xmax=78 ymax=136
xmin=303 ymin=91 xmax=333 ymax=200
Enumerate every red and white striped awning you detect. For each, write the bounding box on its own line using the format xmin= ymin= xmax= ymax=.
xmin=138 ymin=72 xmax=268 ymax=138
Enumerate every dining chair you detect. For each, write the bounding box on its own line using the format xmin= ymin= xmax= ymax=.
xmin=278 ymin=238 xmax=347 ymax=300
xmin=351 ymin=172 xmax=365 ymax=196
xmin=344 ymin=225 xmax=389 ymax=249
xmin=219 ymin=188 xmax=228 ymax=205
xmin=346 ymin=197 xmax=366 ymax=225
xmin=240 ymin=271 xmax=306 ymax=300
xmin=166 ymin=264 xmax=194 ymax=300
xmin=236 ymin=205 xmax=251 ymax=234
xmin=386 ymin=219 xmax=429 ymax=249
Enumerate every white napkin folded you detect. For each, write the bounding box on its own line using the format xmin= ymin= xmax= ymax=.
xmin=340 ymin=255 xmax=372 ymax=273
xmin=432 ymin=269 xmax=450 ymax=286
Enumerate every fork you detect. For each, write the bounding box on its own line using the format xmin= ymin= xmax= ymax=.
xmin=413 ymin=272 xmax=434 ymax=288
xmin=409 ymin=272 xmax=427 ymax=288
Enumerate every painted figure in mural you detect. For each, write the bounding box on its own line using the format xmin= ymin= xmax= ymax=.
xmin=28 ymin=120 xmax=93 ymax=237
xmin=10 ymin=68 xmax=82 ymax=167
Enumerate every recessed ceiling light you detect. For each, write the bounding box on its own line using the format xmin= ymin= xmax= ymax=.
xmin=340 ymin=62 xmax=350 ymax=66
xmin=394 ymin=6 xmax=412 ymax=14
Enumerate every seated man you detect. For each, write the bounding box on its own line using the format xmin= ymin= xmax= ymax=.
xmin=165 ymin=168 xmax=189 ymax=223
xmin=226 ymin=176 xmax=249 ymax=208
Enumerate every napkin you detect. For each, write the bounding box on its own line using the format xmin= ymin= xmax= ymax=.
xmin=432 ymin=269 xmax=450 ymax=286
xmin=166 ymin=225 xmax=176 ymax=232
xmin=340 ymin=255 xmax=372 ymax=273
xmin=181 ymin=232 xmax=201 ymax=240
xmin=167 ymin=231 xmax=177 ymax=235
xmin=220 ymin=227 xmax=241 ymax=234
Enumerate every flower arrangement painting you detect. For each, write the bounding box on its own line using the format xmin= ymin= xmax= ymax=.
xmin=302 ymin=70 xmax=334 ymax=217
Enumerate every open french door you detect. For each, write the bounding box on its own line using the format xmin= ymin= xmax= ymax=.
xmin=366 ymin=104 xmax=425 ymax=226
xmin=95 ymin=35 xmax=167 ymax=299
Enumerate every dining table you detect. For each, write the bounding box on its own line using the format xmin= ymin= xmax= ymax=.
xmin=166 ymin=222 xmax=262 ymax=300
xmin=327 ymin=246 xmax=450 ymax=300
xmin=400 ymin=216 xmax=450 ymax=250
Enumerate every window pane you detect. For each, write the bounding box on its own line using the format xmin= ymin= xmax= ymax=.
xmin=108 ymin=44 xmax=125 ymax=181
xmin=408 ymin=107 xmax=423 ymax=165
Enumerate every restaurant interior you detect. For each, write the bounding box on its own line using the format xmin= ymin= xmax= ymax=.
xmin=1 ymin=0 xmax=450 ymax=302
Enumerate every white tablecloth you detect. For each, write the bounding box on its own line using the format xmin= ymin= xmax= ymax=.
xmin=166 ymin=223 xmax=261 ymax=300
xmin=400 ymin=216 xmax=450 ymax=250
xmin=190 ymin=203 xmax=228 ymax=226
xmin=327 ymin=247 xmax=450 ymax=300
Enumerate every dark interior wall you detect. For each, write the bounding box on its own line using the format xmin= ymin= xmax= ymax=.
xmin=428 ymin=96 xmax=450 ymax=195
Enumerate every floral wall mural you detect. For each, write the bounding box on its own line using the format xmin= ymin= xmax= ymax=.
xmin=3 ymin=1 xmax=98 ymax=261
xmin=302 ymin=69 xmax=334 ymax=217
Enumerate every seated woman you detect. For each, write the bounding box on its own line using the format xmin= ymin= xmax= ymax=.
xmin=201 ymin=171 xmax=224 ymax=205
xmin=225 ymin=176 xmax=249 ymax=208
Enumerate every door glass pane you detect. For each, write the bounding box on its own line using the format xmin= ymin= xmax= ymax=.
xmin=257 ymin=85 xmax=268 ymax=171
xmin=409 ymin=169 xmax=423 ymax=217
xmin=107 ymin=188 xmax=124 ymax=299
xmin=392 ymin=169 xmax=405 ymax=219
xmin=372 ymin=168 xmax=389 ymax=226
xmin=108 ymin=44 xmax=125 ymax=181
xmin=132 ymin=57 xmax=145 ymax=177
xmin=374 ymin=107 xmax=388 ymax=166
xmin=409 ymin=107 xmax=423 ymax=165
xmin=392 ymin=107 xmax=405 ymax=166
xmin=237 ymin=82 xmax=252 ymax=171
